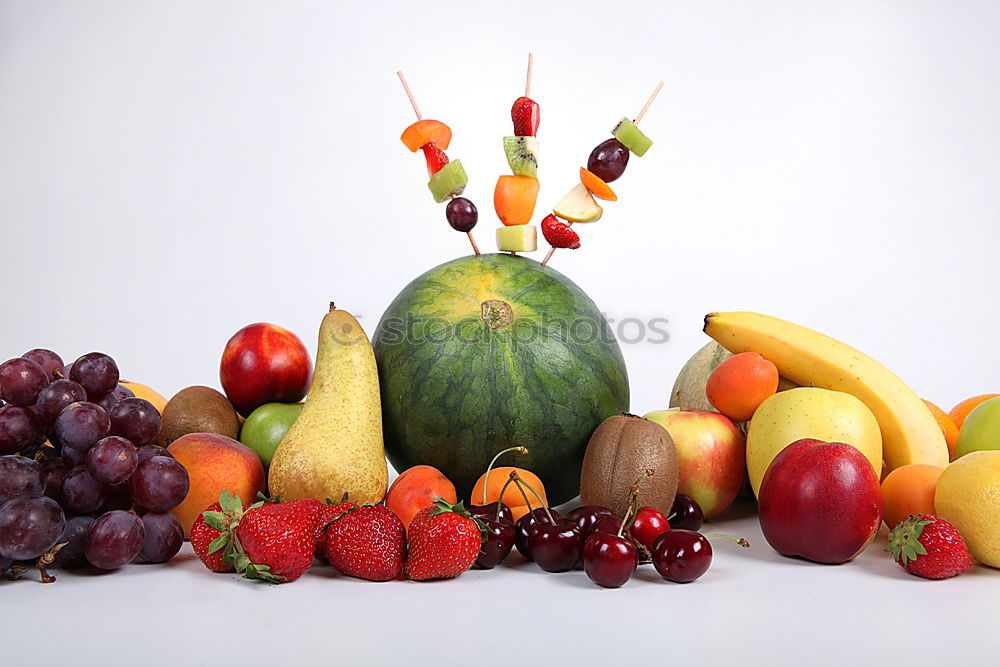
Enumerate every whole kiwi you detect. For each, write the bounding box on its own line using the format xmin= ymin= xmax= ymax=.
xmin=158 ymin=385 xmax=240 ymax=446
xmin=579 ymin=413 xmax=679 ymax=517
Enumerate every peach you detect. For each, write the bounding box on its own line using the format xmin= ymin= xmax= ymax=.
xmin=167 ymin=432 xmax=266 ymax=538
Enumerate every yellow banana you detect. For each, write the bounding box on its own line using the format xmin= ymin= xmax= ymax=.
xmin=703 ymin=311 xmax=948 ymax=470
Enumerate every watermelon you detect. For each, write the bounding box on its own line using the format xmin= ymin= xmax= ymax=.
xmin=372 ymin=253 xmax=629 ymax=504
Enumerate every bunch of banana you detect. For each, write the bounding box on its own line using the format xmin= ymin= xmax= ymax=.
xmin=704 ymin=311 xmax=948 ymax=470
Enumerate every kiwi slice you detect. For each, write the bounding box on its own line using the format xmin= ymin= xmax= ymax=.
xmin=612 ymin=118 xmax=652 ymax=157
xmin=428 ymin=160 xmax=468 ymax=203
xmin=503 ymin=136 xmax=539 ymax=177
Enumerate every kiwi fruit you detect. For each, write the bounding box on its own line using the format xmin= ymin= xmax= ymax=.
xmin=503 ymin=136 xmax=539 ymax=177
xmin=611 ymin=118 xmax=652 ymax=157
xmin=427 ymin=160 xmax=468 ymax=203
xmin=580 ymin=413 xmax=678 ymax=517
xmin=158 ymin=385 xmax=240 ymax=446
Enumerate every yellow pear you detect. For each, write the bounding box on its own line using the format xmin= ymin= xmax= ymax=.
xmin=747 ymin=387 xmax=882 ymax=496
xmin=268 ymin=304 xmax=387 ymax=503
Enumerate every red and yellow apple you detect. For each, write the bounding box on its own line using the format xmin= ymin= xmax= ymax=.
xmin=220 ymin=322 xmax=312 ymax=417
xmin=167 ymin=432 xmax=266 ymax=537
xmin=644 ymin=408 xmax=745 ymax=519
xmin=758 ymin=438 xmax=882 ymax=564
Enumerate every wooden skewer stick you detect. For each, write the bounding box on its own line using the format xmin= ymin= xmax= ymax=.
xmin=525 ymin=53 xmax=534 ymax=97
xmin=633 ymin=80 xmax=663 ymax=126
xmin=542 ymin=80 xmax=664 ymax=267
xmin=397 ymin=70 xmax=480 ymax=255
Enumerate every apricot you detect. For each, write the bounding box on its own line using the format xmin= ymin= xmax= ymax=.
xmin=471 ymin=466 xmax=547 ymax=522
xmin=385 ymin=465 xmax=457 ymax=529
xmin=706 ymin=352 xmax=779 ymax=422
xmin=579 ymin=167 xmax=617 ymax=201
xmin=400 ymin=119 xmax=451 ymax=152
xmin=881 ymin=463 xmax=943 ymax=529
xmin=494 ymin=175 xmax=539 ymax=226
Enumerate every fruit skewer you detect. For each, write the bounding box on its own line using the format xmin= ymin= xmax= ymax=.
xmin=540 ymin=81 xmax=664 ymax=267
xmin=396 ymin=71 xmax=480 ymax=256
xmin=495 ymin=53 xmax=541 ymax=255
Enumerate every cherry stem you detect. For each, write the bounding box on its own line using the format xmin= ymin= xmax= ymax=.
xmin=495 ymin=476 xmax=516 ymax=522
xmin=481 ymin=446 xmax=529 ymax=505
xmin=511 ymin=471 xmax=554 ymax=524
xmin=508 ymin=471 xmax=534 ymax=515
xmin=704 ymin=533 xmax=751 ymax=548
xmin=617 ymin=469 xmax=654 ymax=537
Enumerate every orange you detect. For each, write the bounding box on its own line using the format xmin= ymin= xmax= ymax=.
xmin=579 ymin=167 xmax=617 ymax=201
xmin=923 ymin=400 xmax=960 ymax=461
xmin=471 ymin=466 xmax=547 ymax=522
xmin=950 ymin=394 xmax=1000 ymax=431
xmin=880 ymin=463 xmax=943 ymax=529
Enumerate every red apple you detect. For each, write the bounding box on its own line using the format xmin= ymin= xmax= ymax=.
xmin=758 ymin=438 xmax=882 ymax=564
xmin=220 ymin=323 xmax=312 ymax=417
xmin=644 ymin=408 xmax=745 ymax=519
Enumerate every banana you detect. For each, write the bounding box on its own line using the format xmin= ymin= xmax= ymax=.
xmin=703 ymin=311 xmax=948 ymax=470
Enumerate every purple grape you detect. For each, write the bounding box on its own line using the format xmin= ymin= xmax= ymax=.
xmin=446 ymin=197 xmax=478 ymax=232
xmin=53 ymin=401 xmax=109 ymax=450
xmin=94 ymin=384 xmax=135 ymax=413
xmin=86 ymin=436 xmax=138 ymax=486
xmin=53 ymin=515 xmax=95 ymax=568
xmin=69 ymin=353 xmax=119 ymax=398
xmin=0 ymin=405 xmax=43 ymax=455
xmin=61 ymin=445 xmax=86 ymax=468
xmin=35 ymin=379 xmax=88 ymax=424
xmin=587 ymin=138 xmax=629 ymax=183
xmin=101 ymin=483 xmax=134 ymax=512
xmin=0 ymin=495 xmax=65 ymax=560
xmin=22 ymin=349 xmax=64 ymax=381
xmin=140 ymin=512 xmax=183 ymax=563
xmin=84 ymin=510 xmax=144 ymax=569
xmin=108 ymin=398 xmax=161 ymax=446
xmin=0 ymin=358 xmax=49 ymax=406
xmin=0 ymin=455 xmax=44 ymax=503
xmin=61 ymin=466 xmax=108 ymax=514
xmin=40 ymin=457 xmax=69 ymax=503
xmin=137 ymin=445 xmax=172 ymax=463
xmin=130 ymin=456 xmax=189 ymax=512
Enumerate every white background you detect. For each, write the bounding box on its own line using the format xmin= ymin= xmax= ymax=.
xmin=1 ymin=1 xmax=998 ymax=665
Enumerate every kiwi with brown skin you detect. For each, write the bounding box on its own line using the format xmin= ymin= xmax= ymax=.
xmin=579 ymin=413 xmax=679 ymax=517
xmin=158 ymin=385 xmax=240 ymax=446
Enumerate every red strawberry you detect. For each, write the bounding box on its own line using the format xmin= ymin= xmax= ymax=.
xmin=541 ymin=214 xmax=581 ymax=249
xmin=233 ymin=500 xmax=316 ymax=583
xmin=315 ymin=500 xmax=356 ymax=561
xmin=887 ymin=514 xmax=973 ymax=580
xmin=325 ymin=504 xmax=406 ymax=581
xmin=404 ymin=499 xmax=483 ymax=581
xmin=511 ymin=96 xmax=540 ymax=136
xmin=422 ymin=143 xmax=450 ymax=177
xmin=191 ymin=492 xmax=251 ymax=573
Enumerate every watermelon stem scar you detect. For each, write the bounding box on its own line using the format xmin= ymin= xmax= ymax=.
xmin=481 ymin=300 xmax=514 ymax=329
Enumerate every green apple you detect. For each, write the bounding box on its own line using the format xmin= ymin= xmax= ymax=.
xmin=239 ymin=402 xmax=303 ymax=469
xmin=956 ymin=397 xmax=1000 ymax=458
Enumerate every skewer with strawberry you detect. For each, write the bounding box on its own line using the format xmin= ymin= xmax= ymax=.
xmin=541 ymin=81 xmax=664 ymax=266
xmin=397 ymin=71 xmax=480 ymax=255
xmin=495 ymin=54 xmax=541 ymax=254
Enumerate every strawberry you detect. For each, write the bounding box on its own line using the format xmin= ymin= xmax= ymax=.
xmin=192 ymin=492 xmax=253 ymax=573
xmin=422 ymin=143 xmax=450 ymax=177
xmin=404 ymin=499 xmax=484 ymax=581
xmin=325 ymin=504 xmax=406 ymax=581
xmin=511 ymin=96 xmax=540 ymax=136
xmin=541 ymin=214 xmax=581 ymax=249
xmin=232 ymin=499 xmax=316 ymax=583
xmin=315 ymin=499 xmax=356 ymax=561
xmin=887 ymin=514 xmax=973 ymax=580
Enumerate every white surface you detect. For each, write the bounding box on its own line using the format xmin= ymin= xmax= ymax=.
xmin=1 ymin=1 xmax=999 ymax=665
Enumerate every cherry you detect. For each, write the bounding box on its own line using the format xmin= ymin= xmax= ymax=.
xmin=528 ymin=518 xmax=582 ymax=572
xmin=629 ymin=506 xmax=670 ymax=549
xmin=514 ymin=508 xmax=561 ymax=561
xmin=669 ymin=494 xmax=704 ymax=531
xmin=475 ymin=516 xmax=515 ymax=569
xmin=651 ymin=529 xmax=712 ymax=583
xmin=583 ymin=531 xmax=638 ymax=588
xmin=591 ymin=513 xmax=625 ymax=536
xmin=467 ymin=501 xmax=513 ymax=526
xmin=566 ymin=505 xmax=616 ymax=537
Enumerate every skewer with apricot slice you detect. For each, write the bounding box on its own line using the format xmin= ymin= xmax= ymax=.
xmin=495 ymin=54 xmax=540 ymax=254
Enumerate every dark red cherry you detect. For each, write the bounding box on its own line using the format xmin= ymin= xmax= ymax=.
xmin=566 ymin=505 xmax=616 ymax=537
xmin=629 ymin=506 xmax=670 ymax=549
xmin=669 ymin=494 xmax=704 ymax=531
xmin=514 ymin=507 xmax=561 ymax=561
xmin=651 ymin=529 xmax=713 ymax=583
xmin=582 ymin=531 xmax=638 ymax=588
xmin=467 ymin=501 xmax=513 ymax=526
xmin=527 ymin=518 xmax=582 ymax=573
xmin=475 ymin=517 xmax=515 ymax=569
